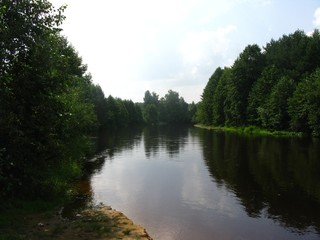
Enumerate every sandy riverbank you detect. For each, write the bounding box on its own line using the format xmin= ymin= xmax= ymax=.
xmin=8 ymin=204 xmax=152 ymax=240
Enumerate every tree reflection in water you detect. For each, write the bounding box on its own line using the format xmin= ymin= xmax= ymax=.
xmin=143 ymin=125 xmax=189 ymax=159
xmin=198 ymin=129 xmax=320 ymax=234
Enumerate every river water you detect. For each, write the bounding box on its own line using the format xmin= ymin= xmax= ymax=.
xmin=78 ymin=126 xmax=320 ymax=240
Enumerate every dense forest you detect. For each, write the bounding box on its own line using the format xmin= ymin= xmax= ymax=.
xmin=92 ymin=89 xmax=196 ymax=128
xmin=0 ymin=0 xmax=195 ymax=199
xmin=196 ymin=30 xmax=320 ymax=136
xmin=142 ymin=90 xmax=196 ymax=125
xmin=1 ymin=0 xmax=98 ymax=199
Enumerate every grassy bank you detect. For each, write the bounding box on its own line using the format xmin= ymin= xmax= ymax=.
xmin=0 ymin=199 xmax=63 ymax=240
xmin=0 ymin=166 xmax=79 ymax=239
xmin=0 ymin=137 xmax=96 ymax=239
xmin=195 ymin=124 xmax=302 ymax=137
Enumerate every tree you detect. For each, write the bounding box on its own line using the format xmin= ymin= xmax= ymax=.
xmin=226 ymin=44 xmax=265 ymax=126
xmin=264 ymin=30 xmax=312 ymax=81
xmin=134 ymin=103 xmax=144 ymax=124
xmin=122 ymin=100 xmax=143 ymax=125
xmin=212 ymin=68 xmax=232 ymax=126
xmin=90 ymin=84 xmax=108 ymax=127
xmin=289 ymin=68 xmax=320 ymax=136
xmin=305 ymin=29 xmax=320 ymax=73
xmin=105 ymin=96 xmax=115 ymax=126
xmin=259 ymin=76 xmax=294 ymax=130
xmin=143 ymin=90 xmax=159 ymax=106
xmin=188 ymin=102 xmax=198 ymax=124
xmin=143 ymin=90 xmax=159 ymax=124
xmin=195 ymin=29 xmax=320 ymax=134
xmin=199 ymin=67 xmax=224 ymax=125
xmin=143 ymin=104 xmax=158 ymax=125
xmin=160 ymin=90 xmax=189 ymax=123
xmin=0 ymin=0 xmax=99 ymax=198
xmin=0 ymin=0 xmax=66 ymax=77
xmin=247 ymin=65 xmax=282 ymax=125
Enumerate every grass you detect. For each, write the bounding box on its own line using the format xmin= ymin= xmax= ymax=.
xmin=195 ymin=124 xmax=302 ymax=137
xmin=73 ymin=208 xmax=112 ymax=237
xmin=0 ymin=199 xmax=61 ymax=240
xmin=123 ymin=229 xmax=131 ymax=235
xmin=0 ymin=136 xmax=100 ymax=240
xmin=0 ymin=161 xmax=92 ymax=239
xmin=0 ymin=202 xmax=113 ymax=240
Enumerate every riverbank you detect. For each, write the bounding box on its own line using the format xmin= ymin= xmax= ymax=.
xmin=0 ymin=203 xmax=152 ymax=240
xmin=195 ymin=124 xmax=302 ymax=137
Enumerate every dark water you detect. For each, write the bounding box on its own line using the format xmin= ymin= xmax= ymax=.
xmin=75 ymin=126 xmax=320 ymax=239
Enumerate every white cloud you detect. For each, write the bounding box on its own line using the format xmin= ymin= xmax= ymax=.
xmin=313 ymin=8 xmax=320 ymax=27
xmin=179 ymin=25 xmax=237 ymax=64
xmin=50 ymin=0 xmax=319 ymax=103
xmin=259 ymin=0 xmax=272 ymax=6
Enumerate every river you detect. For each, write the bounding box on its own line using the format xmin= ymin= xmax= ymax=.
xmin=72 ymin=125 xmax=320 ymax=240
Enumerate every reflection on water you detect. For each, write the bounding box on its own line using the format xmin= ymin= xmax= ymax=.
xmin=143 ymin=125 xmax=188 ymax=158
xmin=198 ymin=129 xmax=320 ymax=234
xmin=61 ymin=156 xmax=105 ymax=219
xmin=70 ymin=126 xmax=320 ymax=239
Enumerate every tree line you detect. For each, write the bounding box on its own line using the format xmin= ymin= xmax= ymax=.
xmin=142 ymin=90 xmax=196 ymax=125
xmin=92 ymin=89 xmax=197 ymax=128
xmin=196 ymin=30 xmax=320 ymax=136
xmin=0 ymin=0 xmax=196 ymax=199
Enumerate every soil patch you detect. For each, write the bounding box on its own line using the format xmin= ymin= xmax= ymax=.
xmin=1 ymin=204 xmax=152 ymax=240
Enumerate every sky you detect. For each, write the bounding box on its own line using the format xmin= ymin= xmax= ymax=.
xmin=50 ymin=0 xmax=320 ymax=103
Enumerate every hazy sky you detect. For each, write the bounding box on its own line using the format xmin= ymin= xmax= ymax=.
xmin=50 ymin=0 xmax=320 ymax=103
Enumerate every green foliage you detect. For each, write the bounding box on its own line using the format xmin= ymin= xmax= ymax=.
xmin=88 ymin=85 xmax=144 ymax=129
xmin=259 ymin=76 xmax=295 ymax=130
xmin=115 ymin=98 xmax=130 ymax=127
xmin=90 ymin=84 xmax=109 ymax=127
xmin=104 ymin=96 xmax=135 ymax=127
xmin=247 ymin=65 xmax=281 ymax=125
xmin=226 ymin=44 xmax=265 ymax=126
xmin=143 ymin=90 xmax=159 ymax=106
xmin=123 ymin=100 xmax=143 ymax=124
xmin=0 ymin=0 xmax=98 ymax=199
xmin=195 ymin=124 xmax=300 ymax=137
xmin=159 ymin=90 xmax=190 ymax=123
xmin=142 ymin=89 xmax=193 ymax=125
xmin=142 ymin=90 xmax=159 ymax=124
xmin=196 ymin=30 xmax=320 ymax=136
xmin=212 ymin=67 xmax=232 ymax=126
xmin=289 ymin=68 xmax=320 ymax=136
xmin=198 ymin=67 xmax=224 ymax=125
xmin=143 ymin=104 xmax=158 ymax=125
xmin=188 ymin=102 xmax=198 ymax=124
xmin=264 ymin=30 xmax=315 ymax=80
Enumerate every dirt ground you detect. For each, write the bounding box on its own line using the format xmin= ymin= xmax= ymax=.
xmin=5 ymin=204 xmax=152 ymax=240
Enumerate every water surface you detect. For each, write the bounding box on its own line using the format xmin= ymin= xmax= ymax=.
xmin=85 ymin=126 xmax=320 ymax=239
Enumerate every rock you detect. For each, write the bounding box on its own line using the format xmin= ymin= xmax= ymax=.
xmin=37 ymin=222 xmax=45 ymax=228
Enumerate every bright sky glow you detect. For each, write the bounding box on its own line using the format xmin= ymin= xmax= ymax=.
xmin=50 ymin=0 xmax=320 ymax=103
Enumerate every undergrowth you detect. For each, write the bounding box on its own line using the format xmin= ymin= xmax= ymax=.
xmin=195 ymin=124 xmax=302 ymax=137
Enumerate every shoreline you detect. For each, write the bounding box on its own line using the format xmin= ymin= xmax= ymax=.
xmin=1 ymin=203 xmax=152 ymax=240
xmin=194 ymin=124 xmax=302 ymax=137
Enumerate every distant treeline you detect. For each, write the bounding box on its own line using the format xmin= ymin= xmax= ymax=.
xmin=141 ymin=90 xmax=196 ymax=125
xmin=0 ymin=0 xmax=195 ymax=199
xmin=196 ymin=30 xmax=320 ymax=136
xmin=91 ymin=88 xmax=196 ymax=128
